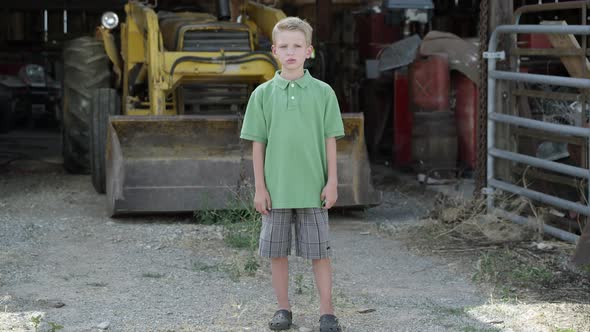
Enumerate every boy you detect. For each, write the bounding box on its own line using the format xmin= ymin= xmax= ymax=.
xmin=240 ymin=17 xmax=344 ymax=332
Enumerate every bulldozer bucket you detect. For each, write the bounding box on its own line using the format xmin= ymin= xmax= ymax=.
xmin=338 ymin=114 xmax=382 ymax=208
xmin=106 ymin=113 xmax=380 ymax=216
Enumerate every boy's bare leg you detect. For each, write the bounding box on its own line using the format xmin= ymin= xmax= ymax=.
xmin=312 ymin=258 xmax=334 ymax=315
xmin=271 ymin=257 xmax=290 ymax=310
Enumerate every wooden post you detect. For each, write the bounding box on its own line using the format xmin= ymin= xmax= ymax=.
xmin=573 ymin=222 xmax=590 ymax=266
xmin=315 ymin=0 xmax=332 ymax=43
xmin=489 ymin=0 xmax=514 ymax=182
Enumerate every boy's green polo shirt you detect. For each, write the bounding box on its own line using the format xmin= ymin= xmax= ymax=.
xmin=240 ymin=70 xmax=345 ymax=208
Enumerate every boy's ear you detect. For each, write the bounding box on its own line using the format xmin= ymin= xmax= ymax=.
xmin=306 ymin=45 xmax=314 ymax=59
xmin=271 ymin=44 xmax=277 ymax=57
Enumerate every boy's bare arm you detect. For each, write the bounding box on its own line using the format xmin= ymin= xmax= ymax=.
xmin=252 ymin=141 xmax=266 ymax=189
xmin=253 ymin=141 xmax=272 ymax=214
xmin=321 ymin=137 xmax=338 ymax=209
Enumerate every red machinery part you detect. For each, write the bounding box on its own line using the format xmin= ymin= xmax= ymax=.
xmin=518 ymin=33 xmax=552 ymax=49
xmin=412 ymin=111 xmax=457 ymax=172
xmin=409 ymin=53 xmax=450 ymax=112
xmin=355 ymin=13 xmax=401 ymax=61
xmin=453 ymin=72 xmax=478 ymax=170
xmin=393 ymin=69 xmax=412 ymax=167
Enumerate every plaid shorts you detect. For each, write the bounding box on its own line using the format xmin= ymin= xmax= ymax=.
xmin=259 ymin=208 xmax=331 ymax=259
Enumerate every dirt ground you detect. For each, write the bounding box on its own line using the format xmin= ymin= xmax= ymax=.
xmin=0 ymin=131 xmax=589 ymax=332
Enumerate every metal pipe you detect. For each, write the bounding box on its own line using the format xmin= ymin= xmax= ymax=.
xmin=585 ymin=6 xmax=590 ymax=232
xmin=490 ymin=179 xmax=590 ymax=216
xmin=490 ymin=113 xmax=590 ymax=137
xmin=216 ymin=0 xmax=230 ymax=21
xmin=512 ymin=48 xmax=587 ymax=56
xmin=497 ymin=4 xmax=589 ymax=250
xmin=63 ymin=10 xmax=67 ymax=34
xmin=43 ymin=10 xmax=48 ymax=42
xmin=513 ymin=1 xmax=590 ymax=72
xmin=513 ymin=1 xmax=589 ymax=24
xmin=487 ymin=22 xmax=590 ymax=237
xmin=490 ymin=148 xmax=590 ymax=179
xmin=512 ymin=88 xmax=581 ymax=102
xmin=494 ymin=209 xmax=580 ymax=243
xmin=494 ymin=24 xmax=590 ymax=74
xmin=494 ymin=24 xmax=590 ymax=37
xmin=490 ymin=70 xmax=590 ymax=88
xmin=487 ymin=26 xmax=497 ymax=211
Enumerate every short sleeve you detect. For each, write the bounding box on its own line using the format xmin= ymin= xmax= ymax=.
xmin=240 ymin=88 xmax=267 ymax=143
xmin=324 ymin=88 xmax=345 ymax=139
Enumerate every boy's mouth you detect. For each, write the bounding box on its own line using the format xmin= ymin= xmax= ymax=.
xmin=286 ymin=59 xmax=296 ymax=64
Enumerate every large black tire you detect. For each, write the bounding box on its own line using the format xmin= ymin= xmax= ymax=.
xmin=0 ymin=97 xmax=13 ymax=134
xmin=62 ymin=37 xmax=111 ymax=173
xmin=90 ymin=88 xmax=120 ymax=194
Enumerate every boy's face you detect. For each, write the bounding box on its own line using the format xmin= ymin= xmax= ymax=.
xmin=272 ymin=30 xmax=313 ymax=72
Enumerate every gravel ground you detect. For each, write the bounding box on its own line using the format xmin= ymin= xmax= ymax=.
xmin=0 ymin=132 xmax=588 ymax=331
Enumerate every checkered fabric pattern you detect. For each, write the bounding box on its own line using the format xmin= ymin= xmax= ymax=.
xmin=259 ymin=208 xmax=331 ymax=259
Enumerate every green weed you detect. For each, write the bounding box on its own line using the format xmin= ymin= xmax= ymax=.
xmin=142 ymin=272 xmax=164 ymax=279
xmin=30 ymin=315 xmax=63 ymax=332
xmin=472 ymin=249 xmax=554 ymax=288
xmin=48 ymin=322 xmax=64 ymax=332
xmin=244 ymin=255 xmax=260 ymax=276
xmin=439 ymin=306 xmax=466 ymax=316
xmin=461 ymin=327 xmax=498 ymax=332
xmin=194 ymin=187 xmax=263 ymax=281
xmin=511 ymin=266 xmax=553 ymax=285
xmin=294 ymin=273 xmax=304 ymax=294
xmin=192 ymin=261 xmax=219 ymax=272
xmin=194 ymin=188 xmax=261 ymax=251
xmin=31 ymin=315 xmax=41 ymax=331
xmin=224 ymin=259 xmax=241 ymax=282
xmin=473 ymin=252 xmax=504 ymax=283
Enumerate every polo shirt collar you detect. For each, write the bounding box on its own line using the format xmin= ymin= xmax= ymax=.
xmin=273 ymin=69 xmax=311 ymax=89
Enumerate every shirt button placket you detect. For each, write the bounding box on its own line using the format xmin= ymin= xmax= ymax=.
xmin=288 ymin=83 xmax=297 ymax=111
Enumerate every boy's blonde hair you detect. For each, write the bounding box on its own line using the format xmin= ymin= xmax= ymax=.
xmin=272 ymin=17 xmax=313 ymax=46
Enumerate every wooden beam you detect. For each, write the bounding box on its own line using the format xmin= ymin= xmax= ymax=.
xmin=542 ymin=20 xmax=590 ymax=79
xmin=573 ymin=221 xmax=590 ymax=266
xmin=315 ymin=0 xmax=332 ymax=43
xmin=1 ymin=0 xmax=126 ymax=10
xmin=490 ymin=0 xmax=515 ymax=182
xmin=289 ymin=0 xmax=361 ymax=5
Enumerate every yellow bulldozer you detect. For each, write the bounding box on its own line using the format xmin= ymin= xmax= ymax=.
xmin=61 ymin=0 xmax=380 ymax=216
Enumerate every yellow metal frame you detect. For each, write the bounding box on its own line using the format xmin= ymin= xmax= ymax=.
xmin=96 ymin=27 xmax=122 ymax=87
xmin=99 ymin=1 xmax=281 ymax=116
xmin=242 ymin=1 xmax=286 ymax=42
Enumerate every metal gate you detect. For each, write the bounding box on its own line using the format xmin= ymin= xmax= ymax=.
xmin=485 ymin=23 xmax=590 ymax=246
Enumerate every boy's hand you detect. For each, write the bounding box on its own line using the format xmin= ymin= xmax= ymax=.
xmin=320 ymin=182 xmax=338 ymax=210
xmin=254 ymin=187 xmax=272 ymax=215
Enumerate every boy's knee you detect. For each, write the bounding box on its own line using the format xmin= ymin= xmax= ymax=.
xmin=312 ymin=258 xmax=331 ymax=264
xmin=271 ymin=257 xmax=288 ymax=263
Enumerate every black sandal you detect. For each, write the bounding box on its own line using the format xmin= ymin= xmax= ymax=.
xmin=319 ymin=314 xmax=342 ymax=332
xmin=269 ymin=309 xmax=292 ymax=330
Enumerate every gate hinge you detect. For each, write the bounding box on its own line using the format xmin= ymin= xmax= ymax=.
xmin=483 ymin=51 xmax=505 ymax=60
